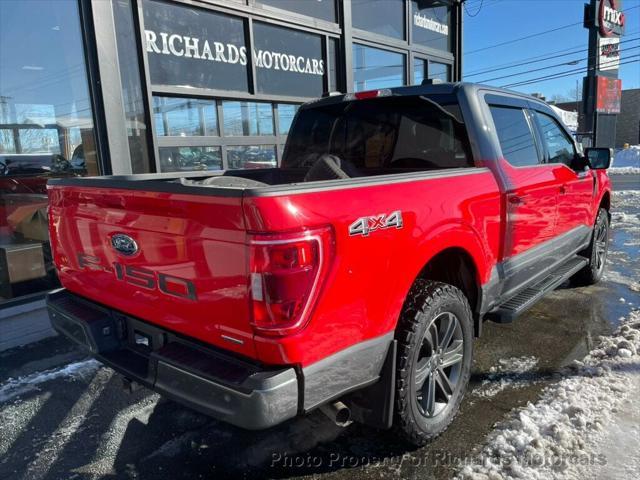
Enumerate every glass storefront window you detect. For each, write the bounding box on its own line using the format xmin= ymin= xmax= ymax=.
xmin=277 ymin=104 xmax=299 ymax=136
xmin=143 ymin=0 xmax=249 ymax=92
xmin=353 ymin=44 xmax=405 ymax=92
xmin=253 ymin=22 xmax=325 ymax=98
xmin=328 ymin=38 xmax=340 ymax=93
xmin=223 ymin=102 xmax=274 ymax=136
xmin=352 ymin=0 xmax=404 ymax=39
xmin=113 ymin=0 xmax=152 ymax=173
xmin=227 ymin=145 xmax=276 ymax=170
xmin=414 ymin=58 xmax=428 ymax=85
xmin=260 ymin=0 xmax=336 ymax=23
xmin=411 ymin=1 xmax=452 ymax=52
xmin=153 ymin=97 xmax=218 ymax=137
xmin=159 ymin=146 xmax=222 ymax=172
xmin=0 ymin=0 xmax=98 ymax=303
xmin=429 ymin=61 xmax=451 ymax=82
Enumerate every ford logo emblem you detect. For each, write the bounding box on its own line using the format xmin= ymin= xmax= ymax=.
xmin=111 ymin=234 xmax=138 ymax=256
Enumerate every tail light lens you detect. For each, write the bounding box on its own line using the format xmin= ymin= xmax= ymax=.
xmin=249 ymin=226 xmax=333 ymax=336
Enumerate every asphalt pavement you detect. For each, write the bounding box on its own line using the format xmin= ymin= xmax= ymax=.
xmin=1 ymin=175 xmax=638 ymax=480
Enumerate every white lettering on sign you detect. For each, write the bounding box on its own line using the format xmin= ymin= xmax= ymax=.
xmin=599 ymin=0 xmax=625 ymax=37
xmin=144 ymin=29 xmax=324 ymax=75
xmin=603 ymin=5 xmax=623 ymax=26
xmin=413 ymin=13 xmax=449 ymax=36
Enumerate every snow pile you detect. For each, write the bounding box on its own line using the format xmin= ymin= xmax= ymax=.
xmin=457 ymin=309 xmax=640 ymax=480
xmin=473 ymin=356 xmax=539 ymax=398
xmin=612 ymin=190 xmax=640 ymax=211
xmin=612 ymin=146 xmax=640 ymax=169
xmin=609 ymin=167 xmax=640 ymax=175
xmin=0 ymin=359 xmax=100 ymax=403
xmin=611 ymin=211 xmax=640 ymax=228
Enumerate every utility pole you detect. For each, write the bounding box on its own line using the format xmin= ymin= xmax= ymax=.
xmin=583 ymin=0 xmax=624 ymax=148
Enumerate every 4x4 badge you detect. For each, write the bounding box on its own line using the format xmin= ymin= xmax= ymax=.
xmin=349 ymin=211 xmax=403 ymax=237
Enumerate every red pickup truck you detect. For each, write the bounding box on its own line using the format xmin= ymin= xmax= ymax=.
xmin=46 ymin=83 xmax=612 ymax=446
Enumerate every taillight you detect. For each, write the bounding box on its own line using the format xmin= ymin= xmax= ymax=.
xmin=248 ymin=226 xmax=333 ymax=336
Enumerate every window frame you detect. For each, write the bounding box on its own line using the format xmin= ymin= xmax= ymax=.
xmin=352 ymin=41 xmax=407 ymax=92
xmin=530 ymin=109 xmax=578 ymax=166
xmin=133 ymin=0 xmax=340 ymax=173
xmin=487 ymin=103 xmax=544 ymax=169
xmin=410 ymin=52 xmax=453 ymax=85
xmin=103 ymin=0 xmax=462 ymax=175
xmin=153 ymin=96 xmax=296 ymax=170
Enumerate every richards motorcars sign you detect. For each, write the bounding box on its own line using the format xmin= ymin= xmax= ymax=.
xmin=143 ymin=0 xmax=324 ymax=97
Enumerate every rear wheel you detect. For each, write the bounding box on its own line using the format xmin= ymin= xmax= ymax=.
xmin=573 ymin=208 xmax=609 ymax=286
xmin=394 ymin=280 xmax=473 ymax=446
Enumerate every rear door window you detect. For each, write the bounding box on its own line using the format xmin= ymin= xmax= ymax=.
xmin=283 ymin=95 xmax=473 ymax=171
xmin=489 ymin=106 xmax=540 ymax=167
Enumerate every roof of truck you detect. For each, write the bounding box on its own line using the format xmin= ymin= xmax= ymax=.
xmin=304 ymin=82 xmax=550 ymax=110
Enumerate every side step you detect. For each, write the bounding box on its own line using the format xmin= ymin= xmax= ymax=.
xmin=486 ymin=256 xmax=588 ymax=324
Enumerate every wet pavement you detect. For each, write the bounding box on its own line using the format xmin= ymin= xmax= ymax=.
xmin=1 ymin=177 xmax=638 ymax=480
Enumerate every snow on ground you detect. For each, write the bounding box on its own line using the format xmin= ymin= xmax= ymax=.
xmin=612 ymin=146 xmax=640 ymax=169
xmin=0 ymin=359 xmax=100 ymax=403
xmin=612 ymin=190 xmax=640 ymax=209
xmin=472 ymin=357 xmax=539 ymax=399
xmin=610 ymin=190 xmax=640 ymax=244
xmin=609 ymin=167 xmax=640 ymax=175
xmin=457 ymin=309 xmax=640 ymax=480
xmin=611 ymin=211 xmax=640 ymax=228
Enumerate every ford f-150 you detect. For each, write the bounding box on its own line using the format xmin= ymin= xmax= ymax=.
xmin=46 ymin=83 xmax=612 ymax=445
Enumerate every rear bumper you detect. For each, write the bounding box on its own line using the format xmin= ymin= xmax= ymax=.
xmin=46 ymin=289 xmax=298 ymax=430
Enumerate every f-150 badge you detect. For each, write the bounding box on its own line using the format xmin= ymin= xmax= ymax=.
xmin=349 ymin=211 xmax=403 ymax=237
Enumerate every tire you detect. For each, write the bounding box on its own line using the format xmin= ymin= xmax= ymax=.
xmin=573 ymin=208 xmax=610 ymax=286
xmin=394 ymin=280 xmax=473 ymax=446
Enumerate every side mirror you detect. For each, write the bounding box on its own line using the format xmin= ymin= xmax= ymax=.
xmin=585 ymin=147 xmax=612 ymax=170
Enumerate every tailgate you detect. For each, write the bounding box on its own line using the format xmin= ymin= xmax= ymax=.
xmin=47 ymin=184 xmax=255 ymax=358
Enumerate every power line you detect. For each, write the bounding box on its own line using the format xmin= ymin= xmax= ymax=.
xmin=466 ymin=21 xmax=583 ymax=55
xmin=504 ymin=55 xmax=639 ymax=89
xmin=466 ymin=32 xmax=639 ymax=78
xmin=475 ymin=40 xmax=640 ymax=84
xmin=466 ymin=4 xmax=640 ymax=55
xmin=502 ymin=56 xmax=640 ymax=89
xmin=464 ymin=0 xmax=483 ymax=17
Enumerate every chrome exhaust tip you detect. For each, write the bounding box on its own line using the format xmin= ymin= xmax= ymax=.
xmin=320 ymin=401 xmax=352 ymax=427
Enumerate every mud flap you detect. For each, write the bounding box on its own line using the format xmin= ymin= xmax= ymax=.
xmin=344 ymin=340 xmax=397 ymax=430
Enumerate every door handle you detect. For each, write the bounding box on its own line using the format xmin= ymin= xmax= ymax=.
xmin=509 ymin=196 xmax=523 ymax=205
xmin=559 ymin=185 xmax=567 ymax=194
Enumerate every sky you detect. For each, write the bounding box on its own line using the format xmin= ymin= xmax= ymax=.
xmin=463 ymin=0 xmax=640 ymax=100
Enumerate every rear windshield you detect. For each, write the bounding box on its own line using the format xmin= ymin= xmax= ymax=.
xmin=282 ymin=95 xmax=473 ymax=171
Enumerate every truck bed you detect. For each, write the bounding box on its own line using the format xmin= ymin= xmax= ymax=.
xmin=47 ymin=165 xmax=500 ymax=366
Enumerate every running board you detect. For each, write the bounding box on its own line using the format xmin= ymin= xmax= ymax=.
xmin=486 ymin=256 xmax=588 ymax=324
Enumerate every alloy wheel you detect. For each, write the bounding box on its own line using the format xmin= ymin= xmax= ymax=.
xmin=414 ymin=311 xmax=464 ymax=418
xmin=594 ymin=216 xmax=608 ymax=273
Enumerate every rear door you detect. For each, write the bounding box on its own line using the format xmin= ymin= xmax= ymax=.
xmin=487 ymin=99 xmax=564 ymax=295
xmin=530 ymin=109 xmax=594 ymax=237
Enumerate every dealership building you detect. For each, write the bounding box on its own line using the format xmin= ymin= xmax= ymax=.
xmin=0 ymin=0 xmax=462 ymax=316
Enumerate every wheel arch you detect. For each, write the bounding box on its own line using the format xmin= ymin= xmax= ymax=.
xmin=415 ymin=247 xmax=481 ymax=320
xmin=395 ymin=224 xmax=494 ymax=337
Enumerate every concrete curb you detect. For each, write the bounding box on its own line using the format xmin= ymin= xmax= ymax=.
xmin=0 ymin=300 xmax=56 ymax=352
